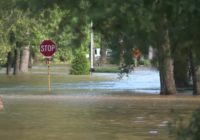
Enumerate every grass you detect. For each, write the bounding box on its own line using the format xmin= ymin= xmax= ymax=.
xmin=94 ymin=65 xmax=119 ymax=73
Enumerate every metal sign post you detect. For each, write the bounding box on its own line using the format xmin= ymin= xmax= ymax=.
xmin=90 ymin=21 xmax=94 ymax=74
xmin=46 ymin=58 xmax=51 ymax=92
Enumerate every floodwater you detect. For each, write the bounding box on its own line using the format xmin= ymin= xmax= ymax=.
xmin=0 ymin=66 xmax=160 ymax=94
xmin=0 ymin=95 xmax=199 ymax=140
xmin=0 ymin=66 xmax=198 ymax=140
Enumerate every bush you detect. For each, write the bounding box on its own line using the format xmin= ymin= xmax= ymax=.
xmin=185 ymin=107 xmax=200 ymax=140
xmin=70 ymin=52 xmax=90 ymax=75
xmin=170 ymin=107 xmax=200 ymax=140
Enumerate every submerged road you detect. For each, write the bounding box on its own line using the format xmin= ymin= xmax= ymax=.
xmin=0 ymin=67 xmax=160 ymax=94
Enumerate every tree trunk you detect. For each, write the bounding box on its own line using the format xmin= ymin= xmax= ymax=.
xmin=193 ymin=66 xmax=200 ymax=95
xmin=6 ymin=51 xmax=13 ymax=75
xmin=13 ymin=48 xmax=20 ymax=75
xmin=158 ymin=28 xmax=176 ymax=95
xmin=189 ymin=50 xmax=200 ymax=95
xmin=28 ymin=47 xmax=32 ymax=69
xmin=20 ymin=46 xmax=30 ymax=73
xmin=158 ymin=52 xmax=165 ymax=95
xmin=119 ymin=47 xmax=124 ymax=65
xmin=100 ymin=46 xmax=107 ymax=65
xmin=174 ymin=52 xmax=189 ymax=88
xmin=0 ymin=97 xmax=3 ymax=110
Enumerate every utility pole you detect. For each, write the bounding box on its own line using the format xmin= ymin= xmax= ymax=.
xmin=90 ymin=21 xmax=94 ymax=73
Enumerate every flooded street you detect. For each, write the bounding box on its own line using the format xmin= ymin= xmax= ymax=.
xmin=0 ymin=95 xmax=199 ymax=140
xmin=0 ymin=66 xmax=160 ymax=94
xmin=0 ymin=66 xmax=198 ymax=140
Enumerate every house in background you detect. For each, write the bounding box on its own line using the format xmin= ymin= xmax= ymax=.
xmin=86 ymin=48 xmax=100 ymax=60
xmin=86 ymin=48 xmax=112 ymax=65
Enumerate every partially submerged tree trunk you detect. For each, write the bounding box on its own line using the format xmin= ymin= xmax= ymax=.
xmin=13 ymin=48 xmax=20 ymax=75
xmin=158 ymin=53 xmax=165 ymax=94
xmin=189 ymin=50 xmax=200 ymax=95
xmin=193 ymin=66 xmax=200 ymax=95
xmin=99 ymin=46 xmax=107 ymax=65
xmin=174 ymin=52 xmax=189 ymax=88
xmin=158 ymin=28 xmax=176 ymax=95
xmin=28 ymin=47 xmax=33 ymax=69
xmin=20 ymin=46 xmax=30 ymax=73
xmin=6 ymin=51 xmax=13 ymax=75
xmin=0 ymin=97 xmax=3 ymax=110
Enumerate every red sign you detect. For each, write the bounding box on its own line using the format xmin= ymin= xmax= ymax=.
xmin=132 ymin=48 xmax=141 ymax=59
xmin=40 ymin=40 xmax=57 ymax=57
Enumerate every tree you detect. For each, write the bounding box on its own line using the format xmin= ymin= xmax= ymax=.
xmin=0 ymin=0 xmax=39 ymax=74
xmin=0 ymin=0 xmax=15 ymax=65
xmin=87 ymin=0 xmax=176 ymax=95
xmin=70 ymin=51 xmax=90 ymax=75
xmin=170 ymin=0 xmax=200 ymax=95
xmin=182 ymin=1 xmax=200 ymax=95
xmin=7 ymin=9 xmax=36 ymax=74
xmin=1 ymin=0 xmax=199 ymax=95
xmin=0 ymin=0 xmax=82 ymax=72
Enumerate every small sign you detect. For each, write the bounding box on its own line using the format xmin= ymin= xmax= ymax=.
xmin=40 ymin=40 xmax=57 ymax=57
xmin=132 ymin=48 xmax=141 ymax=59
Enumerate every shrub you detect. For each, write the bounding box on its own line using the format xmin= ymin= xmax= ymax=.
xmin=70 ymin=52 xmax=90 ymax=75
xmin=169 ymin=107 xmax=200 ymax=140
xmin=185 ymin=107 xmax=200 ymax=140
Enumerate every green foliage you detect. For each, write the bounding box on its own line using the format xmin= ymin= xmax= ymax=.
xmin=0 ymin=1 xmax=91 ymax=65
xmin=188 ymin=108 xmax=200 ymax=140
xmin=139 ymin=59 xmax=151 ymax=67
xmin=53 ymin=47 xmax=73 ymax=63
xmin=170 ymin=107 xmax=200 ymax=140
xmin=0 ymin=0 xmax=199 ymax=68
xmin=8 ymin=9 xmax=36 ymax=46
xmin=70 ymin=52 xmax=90 ymax=75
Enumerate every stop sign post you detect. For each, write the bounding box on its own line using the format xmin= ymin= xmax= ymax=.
xmin=40 ymin=40 xmax=57 ymax=92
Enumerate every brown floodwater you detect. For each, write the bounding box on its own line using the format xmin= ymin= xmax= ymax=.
xmin=0 ymin=94 xmax=200 ymax=140
xmin=0 ymin=66 xmax=198 ymax=140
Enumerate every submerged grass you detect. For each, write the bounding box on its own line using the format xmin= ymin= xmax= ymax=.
xmin=94 ymin=65 xmax=119 ymax=73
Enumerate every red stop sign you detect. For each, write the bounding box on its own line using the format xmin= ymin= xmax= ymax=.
xmin=40 ymin=40 xmax=57 ymax=57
